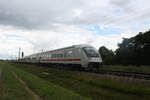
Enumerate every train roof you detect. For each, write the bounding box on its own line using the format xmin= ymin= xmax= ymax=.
xmin=24 ymin=44 xmax=94 ymax=58
xmin=45 ymin=44 xmax=93 ymax=52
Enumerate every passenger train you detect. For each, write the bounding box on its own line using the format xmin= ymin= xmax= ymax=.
xmin=20 ymin=44 xmax=102 ymax=70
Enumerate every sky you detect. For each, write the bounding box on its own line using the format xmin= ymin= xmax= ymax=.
xmin=0 ymin=0 xmax=150 ymax=59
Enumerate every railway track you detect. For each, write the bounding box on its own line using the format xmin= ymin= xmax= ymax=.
xmin=44 ymin=64 xmax=150 ymax=80
xmin=88 ymin=70 xmax=150 ymax=80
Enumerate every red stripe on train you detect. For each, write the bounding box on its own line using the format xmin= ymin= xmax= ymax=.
xmin=42 ymin=59 xmax=81 ymax=61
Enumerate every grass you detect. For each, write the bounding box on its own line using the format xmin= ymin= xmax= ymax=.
xmin=0 ymin=62 xmax=32 ymax=100
xmin=0 ymin=61 xmax=90 ymax=100
xmin=100 ymin=65 xmax=150 ymax=74
xmin=13 ymin=63 xmax=150 ymax=100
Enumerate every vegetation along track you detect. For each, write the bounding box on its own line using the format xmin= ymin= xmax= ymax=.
xmin=9 ymin=62 xmax=150 ymax=100
xmin=12 ymin=62 xmax=150 ymax=80
xmin=43 ymin=64 xmax=150 ymax=80
xmin=37 ymin=64 xmax=150 ymax=80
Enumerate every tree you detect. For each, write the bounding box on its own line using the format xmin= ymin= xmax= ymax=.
xmin=115 ymin=30 xmax=150 ymax=65
xmin=99 ymin=46 xmax=115 ymax=65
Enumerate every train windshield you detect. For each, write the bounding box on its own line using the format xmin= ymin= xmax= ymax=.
xmin=83 ymin=47 xmax=99 ymax=57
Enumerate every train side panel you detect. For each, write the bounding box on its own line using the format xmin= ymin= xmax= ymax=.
xmin=39 ymin=48 xmax=82 ymax=66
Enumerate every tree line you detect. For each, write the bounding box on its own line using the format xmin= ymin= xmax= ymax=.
xmin=99 ymin=30 xmax=150 ymax=65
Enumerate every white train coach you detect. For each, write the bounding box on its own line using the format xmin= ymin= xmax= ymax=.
xmin=20 ymin=44 xmax=102 ymax=69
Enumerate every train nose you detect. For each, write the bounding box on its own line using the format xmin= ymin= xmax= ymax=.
xmin=87 ymin=62 xmax=101 ymax=70
xmin=89 ymin=57 xmax=102 ymax=63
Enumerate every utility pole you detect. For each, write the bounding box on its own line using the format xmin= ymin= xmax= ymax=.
xmin=18 ymin=47 xmax=21 ymax=60
xmin=21 ymin=52 xmax=24 ymax=58
xmin=41 ymin=49 xmax=44 ymax=52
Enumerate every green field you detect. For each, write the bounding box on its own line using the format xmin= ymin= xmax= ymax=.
xmin=0 ymin=61 xmax=150 ymax=100
xmin=0 ymin=61 xmax=90 ymax=100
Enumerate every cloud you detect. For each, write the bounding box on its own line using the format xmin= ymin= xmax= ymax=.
xmin=0 ymin=0 xmax=86 ymax=29
xmin=0 ymin=0 xmax=150 ymax=30
xmin=0 ymin=0 xmax=150 ymax=59
xmin=0 ymin=24 xmax=126 ymax=58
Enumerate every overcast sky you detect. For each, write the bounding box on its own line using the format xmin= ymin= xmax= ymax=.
xmin=0 ymin=0 xmax=150 ymax=59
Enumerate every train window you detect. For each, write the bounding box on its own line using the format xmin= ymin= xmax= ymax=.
xmin=45 ymin=54 xmax=47 ymax=59
xmin=63 ymin=52 xmax=66 ymax=57
xmin=83 ymin=47 xmax=99 ymax=57
xmin=57 ymin=54 xmax=59 ymax=58
xmin=78 ymin=49 xmax=81 ymax=53
xmin=55 ymin=54 xmax=58 ymax=58
xmin=39 ymin=56 xmax=41 ymax=59
xmin=51 ymin=54 xmax=55 ymax=58
xmin=56 ymin=54 xmax=58 ymax=58
xmin=66 ymin=50 xmax=73 ymax=57
xmin=48 ymin=54 xmax=51 ymax=58
xmin=68 ymin=51 xmax=72 ymax=54
xmin=57 ymin=54 xmax=62 ymax=58
xmin=52 ymin=54 xmax=60 ymax=58
xmin=32 ymin=57 xmax=36 ymax=59
xmin=54 ymin=54 xmax=57 ymax=58
xmin=46 ymin=54 xmax=48 ymax=59
xmin=51 ymin=53 xmax=63 ymax=58
xmin=60 ymin=54 xmax=63 ymax=58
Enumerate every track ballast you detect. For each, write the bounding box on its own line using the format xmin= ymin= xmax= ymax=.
xmin=86 ymin=70 xmax=150 ymax=80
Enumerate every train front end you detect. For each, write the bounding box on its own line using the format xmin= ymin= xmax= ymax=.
xmin=82 ymin=46 xmax=102 ymax=70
